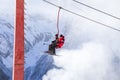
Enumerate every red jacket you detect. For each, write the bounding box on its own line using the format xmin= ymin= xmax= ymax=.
xmin=56 ymin=36 xmax=64 ymax=48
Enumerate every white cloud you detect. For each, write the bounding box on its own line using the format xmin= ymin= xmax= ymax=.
xmin=42 ymin=42 xmax=113 ymax=80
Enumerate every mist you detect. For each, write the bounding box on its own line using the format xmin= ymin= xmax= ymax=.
xmin=41 ymin=0 xmax=120 ymax=80
xmin=43 ymin=42 xmax=116 ymax=80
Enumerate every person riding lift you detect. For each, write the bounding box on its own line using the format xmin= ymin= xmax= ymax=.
xmin=46 ymin=7 xmax=65 ymax=55
xmin=48 ymin=34 xmax=65 ymax=55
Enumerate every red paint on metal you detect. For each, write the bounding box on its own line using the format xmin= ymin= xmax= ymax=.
xmin=13 ymin=0 xmax=24 ymax=80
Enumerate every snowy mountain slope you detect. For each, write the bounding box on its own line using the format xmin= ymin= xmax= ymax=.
xmin=0 ymin=1 xmax=15 ymax=79
xmin=0 ymin=18 xmax=14 ymax=80
xmin=0 ymin=15 xmax=56 ymax=80
xmin=0 ymin=57 xmax=11 ymax=80
xmin=0 ymin=0 xmax=120 ymax=80
xmin=25 ymin=54 xmax=54 ymax=80
xmin=28 ymin=0 xmax=120 ymax=80
xmin=0 ymin=20 xmax=14 ymax=58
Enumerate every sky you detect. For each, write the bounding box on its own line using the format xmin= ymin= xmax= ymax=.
xmin=0 ymin=0 xmax=15 ymax=22
xmin=37 ymin=0 xmax=120 ymax=80
xmin=0 ymin=0 xmax=120 ymax=80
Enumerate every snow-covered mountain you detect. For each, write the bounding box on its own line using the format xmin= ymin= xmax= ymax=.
xmin=1 ymin=0 xmax=120 ymax=80
xmin=25 ymin=0 xmax=120 ymax=80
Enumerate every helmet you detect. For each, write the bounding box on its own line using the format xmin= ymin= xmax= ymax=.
xmin=60 ymin=34 xmax=63 ymax=37
xmin=55 ymin=34 xmax=58 ymax=36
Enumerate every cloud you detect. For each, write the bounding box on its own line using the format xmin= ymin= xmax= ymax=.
xmin=42 ymin=42 xmax=113 ymax=80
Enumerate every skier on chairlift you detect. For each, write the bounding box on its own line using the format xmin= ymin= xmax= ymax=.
xmin=46 ymin=7 xmax=65 ymax=55
xmin=47 ymin=34 xmax=65 ymax=55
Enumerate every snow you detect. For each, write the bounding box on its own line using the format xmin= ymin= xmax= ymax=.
xmin=0 ymin=0 xmax=120 ymax=80
xmin=25 ymin=41 xmax=46 ymax=68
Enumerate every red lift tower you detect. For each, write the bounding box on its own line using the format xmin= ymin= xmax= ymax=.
xmin=13 ymin=0 xmax=24 ymax=80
